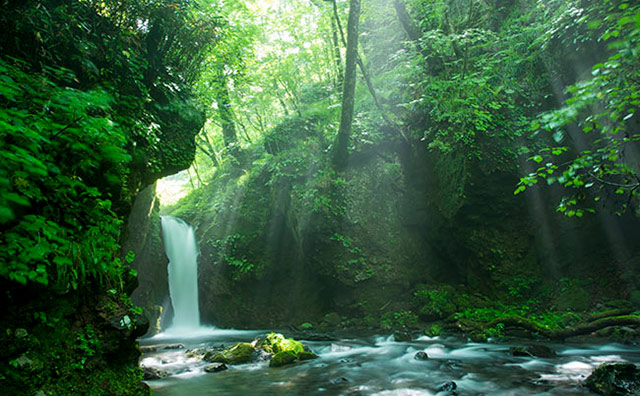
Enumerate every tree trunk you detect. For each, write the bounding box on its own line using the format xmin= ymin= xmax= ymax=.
xmin=332 ymin=0 xmax=360 ymax=171
xmin=216 ymin=76 xmax=238 ymax=155
xmin=330 ymin=12 xmax=344 ymax=89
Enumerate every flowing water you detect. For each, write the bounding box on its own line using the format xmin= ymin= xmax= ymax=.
xmin=161 ymin=216 xmax=201 ymax=331
xmin=140 ymin=331 xmax=640 ymax=396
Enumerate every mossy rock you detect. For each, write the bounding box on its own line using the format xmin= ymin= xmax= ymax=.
xmin=269 ymin=351 xmax=298 ymax=367
xmin=297 ymin=351 xmax=318 ymax=361
xmin=206 ymin=343 xmax=255 ymax=364
xmin=586 ymin=362 xmax=640 ymax=396
xmin=259 ymin=333 xmax=304 ymax=355
xmin=269 ymin=350 xmax=318 ymax=367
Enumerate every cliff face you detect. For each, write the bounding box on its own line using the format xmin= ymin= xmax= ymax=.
xmin=125 ymin=184 xmax=173 ymax=336
xmin=158 ymin=121 xmax=640 ymax=331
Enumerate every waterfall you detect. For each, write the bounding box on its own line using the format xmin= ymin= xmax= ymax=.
xmin=161 ymin=216 xmax=201 ymax=331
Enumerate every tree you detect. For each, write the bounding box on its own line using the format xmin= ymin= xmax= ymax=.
xmin=332 ymin=0 xmax=361 ymax=170
xmin=516 ymin=1 xmax=640 ymax=216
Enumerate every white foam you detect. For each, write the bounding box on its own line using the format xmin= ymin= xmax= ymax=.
xmin=372 ymin=389 xmax=434 ymax=396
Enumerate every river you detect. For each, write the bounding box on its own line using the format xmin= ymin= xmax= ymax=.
xmin=140 ymin=329 xmax=640 ymax=395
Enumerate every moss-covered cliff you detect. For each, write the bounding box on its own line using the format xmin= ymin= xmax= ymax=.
xmin=161 ymin=109 xmax=640 ymax=335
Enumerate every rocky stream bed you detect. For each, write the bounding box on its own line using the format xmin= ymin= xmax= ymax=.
xmin=139 ymin=329 xmax=640 ymax=396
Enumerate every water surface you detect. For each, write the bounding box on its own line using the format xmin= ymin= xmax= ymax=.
xmin=141 ymin=331 xmax=640 ymax=396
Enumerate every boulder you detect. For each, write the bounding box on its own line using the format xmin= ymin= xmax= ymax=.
xmin=205 ymin=343 xmax=255 ymax=365
xmin=394 ymin=330 xmax=412 ymax=342
xmin=142 ymin=366 xmax=169 ymax=380
xmin=204 ymin=363 xmax=228 ymax=373
xmin=269 ymin=351 xmax=298 ymax=367
xmin=162 ymin=343 xmax=185 ymax=350
xmin=510 ymin=345 xmax=556 ymax=358
xmin=298 ymin=351 xmax=319 ymax=361
xmin=438 ymin=381 xmax=457 ymax=393
xmin=254 ymin=333 xmax=318 ymax=367
xmin=414 ymin=351 xmax=429 ymax=361
xmin=586 ymin=362 xmax=640 ymax=396
xmin=256 ymin=333 xmax=304 ymax=354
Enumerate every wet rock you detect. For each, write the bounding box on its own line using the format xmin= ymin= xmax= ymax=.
xmin=205 ymin=343 xmax=255 ymax=364
xmin=330 ymin=377 xmax=349 ymax=384
xmin=254 ymin=349 xmax=273 ymax=362
xmin=140 ymin=346 xmax=158 ymax=353
xmin=394 ymin=330 xmax=412 ymax=342
xmin=270 ymin=351 xmax=298 ymax=367
xmin=438 ymin=381 xmax=457 ymax=392
xmin=257 ymin=333 xmax=304 ymax=355
xmin=298 ymin=351 xmax=319 ymax=361
xmin=204 ymin=363 xmax=228 ymax=373
xmin=586 ymin=362 xmax=640 ymax=396
xmin=299 ymin=333 xmax=337 ymax=341
xmin=414 ymin=351 xmax=429 ymax=360
xmin=440 ymin=359 xmax=463 ymax=372
xmin=162 ymin=343 xmax=185 ymax=350
xmin=142 ymin=366 xmax=169 ymax=380
xmin=510 ymin=345 xmax=556 ymax=358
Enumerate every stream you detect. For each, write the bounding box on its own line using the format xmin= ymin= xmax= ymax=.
xmin=140 ymin=330 xmax=640 ymax=396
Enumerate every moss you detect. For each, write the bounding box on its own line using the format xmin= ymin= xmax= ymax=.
xmin=269 ymin=351 xmax=298 ymax=367
xmin=208 ymin=343 xmax=255 ymax=364
xmin=425 ymin=324 xmax=442 ymax=337
xmin=260 ymin=333 xmax=304 ymax=355
xmin=297 ymin=351 xmax=318 ymax=361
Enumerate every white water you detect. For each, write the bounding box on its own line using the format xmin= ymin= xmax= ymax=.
xmin=141 ymin=333 xmax=640 ymax=396
xmin=161 ymin=216 xmax=202 ymax=333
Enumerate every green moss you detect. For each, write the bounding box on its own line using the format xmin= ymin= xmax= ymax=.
xmin=297 ymin=351 xmax=318 ymax=361
xmin=208 ymin=343 xmax=255 ymax=364
xmin=269 ymin=351 xmax=298 ymax=367
xmin=414 ymin=286 xmax=457 ymax=320
xmin=424 ymin=324 xmax=442 ymax=337
xmin=261 ymin=333 xmax=304 ymax=355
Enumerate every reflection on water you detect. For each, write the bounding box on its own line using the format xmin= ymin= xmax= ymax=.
xmin=140 ymin=332 xmax=640 ymax=396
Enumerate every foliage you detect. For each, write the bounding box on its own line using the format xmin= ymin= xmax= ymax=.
xmin=72 ymin=326 xmax=101 ymax=371
xmin=413 ymin=286 xmax=457 ymax=320
xmin=0 ymin=0 xmax=218 ymax=291
xmin=424 ymin=324 xmax=442 ymax=337
xmin=0 ymin=59 xmax=130 ymax=290
xmin=381 ymin=311 xmax=419 ymax=330
xmin=516 ymin=1 xmax=640 ymax=215
xmin=211 ymin=233 xmax=260 ymax=280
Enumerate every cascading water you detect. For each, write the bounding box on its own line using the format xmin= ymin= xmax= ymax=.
xmin=161 ymin=216 xmax=201 ymax=331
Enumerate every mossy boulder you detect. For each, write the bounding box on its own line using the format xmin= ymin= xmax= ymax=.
xmin=269 ymin=351 xmax=298 ymax=367
xmin=298 ymin=351 xmax=319 ymax=361
xmin=259 ymin=333 xmax=304 ymax=355
xmin=586 ymin=362 xmax=640 ymax=396
xmin=205 ymin=343 xmax=255 ymax=365
xmin=255 ymin=333 xmax=318 ymax=367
